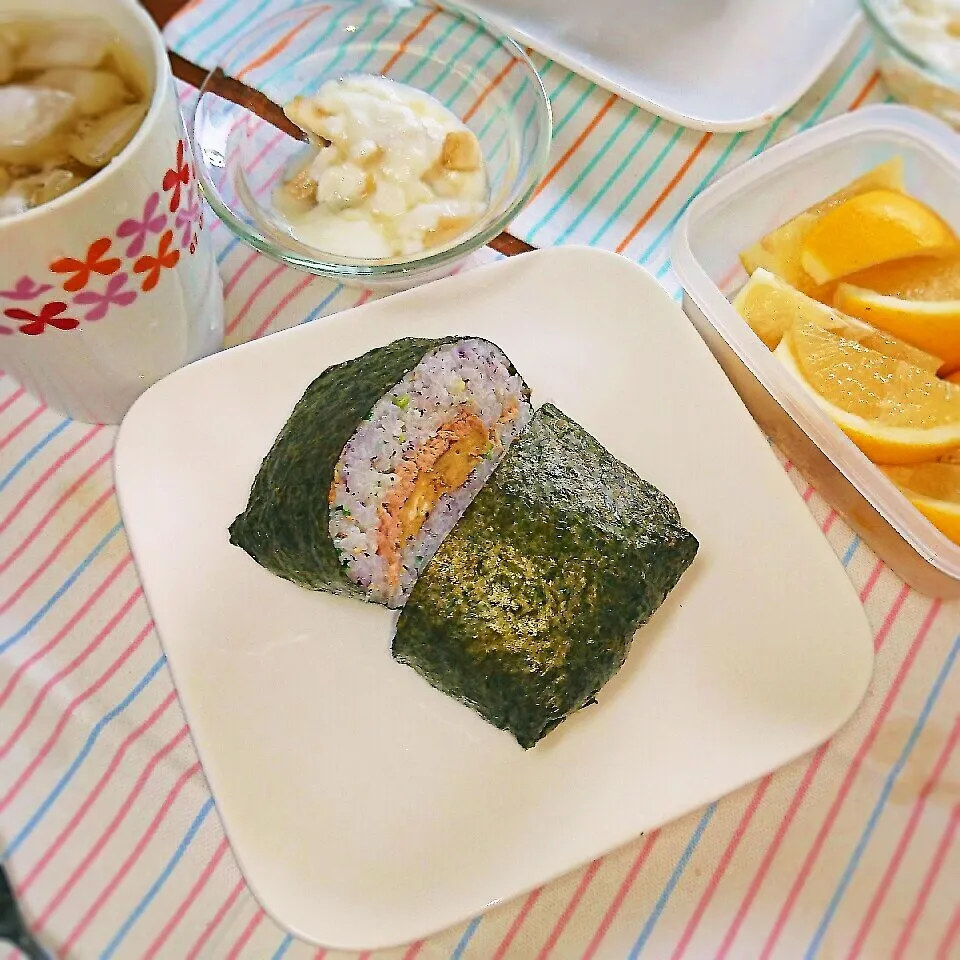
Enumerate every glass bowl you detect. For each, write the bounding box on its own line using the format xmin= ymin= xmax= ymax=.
xmin=191 ymin=0 xmax=552 ymax=289
xmin=862 ymin=0 xmax=960 ymax=128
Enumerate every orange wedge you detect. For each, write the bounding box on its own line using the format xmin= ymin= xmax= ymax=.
xmin=775 ymin=320 xmax=960 ymax=464
xmin=882 ymin=462 xmax=960 ymax=544
xmin=839 ymin=252 xmax=960 ymax=301
xmin=801 ymin=190 xmax=958 ymax=286
xmin=738 ymin=158 xmax=905 ymax=296
xmin=733 ymin=268 xmax=943 ymax=370
xmin=834 ymin=283 xmax=960 ymax=374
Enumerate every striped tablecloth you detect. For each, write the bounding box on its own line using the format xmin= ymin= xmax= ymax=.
xmin=1 ymin=2 xmax=958 ymax=957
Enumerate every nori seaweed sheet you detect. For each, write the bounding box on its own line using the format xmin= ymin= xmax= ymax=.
xmin=393 ymin=403 xmax=699 ymax=748
xmin=229 ymin=337 xmax=461 ymax=599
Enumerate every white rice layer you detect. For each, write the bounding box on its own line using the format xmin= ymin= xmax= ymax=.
xmin=329 ymin=338 xmax=531 ymax=607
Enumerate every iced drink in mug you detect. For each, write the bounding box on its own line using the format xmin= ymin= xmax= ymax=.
xmin=0 ymin=0 xmax=224 ymax=424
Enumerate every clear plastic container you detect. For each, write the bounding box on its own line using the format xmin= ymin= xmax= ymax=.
xmin=671 ymin=104 xmax=960 ymax=597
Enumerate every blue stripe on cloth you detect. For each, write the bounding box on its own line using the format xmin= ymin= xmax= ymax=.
xmin=270 ymin=934 xmax=295 ymax=959
xmin=99 ymin=798 xmax=216 ymax=960
xmin=553 ymin=117 xmax=662 ymax=244
xmin=0 ymin=419 xmax=71 ymax=494
xmin=0 ymin=522 xmax=123 ymax=655
xmin=629 ymin=804 xmax=718 ymax=958
xmin=587 ymin=126 xmax=684 ymax=245
xmin=804 ymin=630 xmax=960 ymax=959
xmin=526 ymin=105 xmax=641 ymax=240
xmin=2 ymin=656 xmax=166 ymax=858
xmin=450 ymin=916 xmax=483 ymax=960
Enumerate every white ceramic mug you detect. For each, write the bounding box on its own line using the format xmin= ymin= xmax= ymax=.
xmin=0 ymin=0 xmax=224 ymax=424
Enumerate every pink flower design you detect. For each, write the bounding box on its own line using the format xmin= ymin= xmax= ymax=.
xmin=0 ymin=323 xmax=12 ymax=335
xmin=0 ymin=276 xmax=54 ymax=302
xmin=4 ymin=301 xmax=79 ymax=335
xmin=175 ymin=184 xmax=201 ymax=249
xmin=73 ymin=273 xmax=137 ymax=321
xmin=117 ymin=192 xmax=167 ymax=257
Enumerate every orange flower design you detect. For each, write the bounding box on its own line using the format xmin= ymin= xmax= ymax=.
xmin=50 ymin=237 xmax=122 ymax=292
xmin=134 ymin=230 xmax=179 ymax=292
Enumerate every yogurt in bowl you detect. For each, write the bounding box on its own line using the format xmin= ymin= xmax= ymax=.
xmin=191 ymin=0 xmax=551 ymax=290
xmin=275 ymin=76 xmax=488 ymax=260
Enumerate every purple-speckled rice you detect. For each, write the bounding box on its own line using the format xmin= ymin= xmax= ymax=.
xmin=329 ymin=339 xmax=531 ymax=607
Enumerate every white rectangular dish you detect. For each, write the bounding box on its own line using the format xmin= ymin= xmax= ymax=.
xmin=672 ymin=105 xmax=960 ymax=596
xmin=113 ymin=247 xmax=873 ymax=951
xmin=458 ymin=0 xmax=861 ymax=131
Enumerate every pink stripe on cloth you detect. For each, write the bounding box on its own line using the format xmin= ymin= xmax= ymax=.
xmin=893 ymin=799 xmax=960 ymax=960
xmin=671 ymin=774 xmax=773 ymax=960
xmin=492 ymin=887 xmax=543 ymax=960
xmin=17 ymin=690 xmax=179 ymax=896
xmin=250 ymin=275 xmax=318 ymax=339
xmin=0 ymin=584 xmax=142 ymax=757
xmin=716 ymin=582 xmax=922 ymax=960
xmin=0 ymin=555 xmax=133 ymax=713
xmin=0 ymin=450 xmax=111 ymax=576
xmin=0 ymin=619 xmax=152 ymax=815
xmin=757 ymin=597 xmax=942 ymax=960
xmin=34 ymin=723 xmax=190 ymax=932
xmin=225 ymin=264 xmax=287 ymax=335
xmin=938 ymin=900 xmax=960 ymax=960
xmin=0 ymin=424 xmax=102 ymax=537
xmin=58 ymin=760 xmax=202 ymax=952
xmin=0 ymin=385 xmax=26 ymax=416
xmin=401 ymin=940 xmax=425 ymax=960
xmin=535 ymin=859 xmax=604 ymax=960
xmin=0 ymin=485 xmax=115 ymax=615
xmin=0 ymin=405 xmax=44 ymax=452
xmin=141 ymin=835 xmax=232 ymax=960
xmin=581 ymin=832 xmax=660 ymax=960
xmin=224 ymin=908 xmax=265 ymax=960
xmin=846 ymin=711 xmax=960 ymax=960
xmin=185 ymin=877 xmax=246 ymax=960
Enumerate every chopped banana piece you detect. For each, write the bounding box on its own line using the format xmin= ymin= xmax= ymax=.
xmin=0 ymin=164 xmax=10 ymax=193
xmin=283 ymin=167 xmax=317 ymax=201
xmin=441 ymin=130 xmax=482 ymax=171
xmin=18 ymin=22 xmax=113 ymax=70
xmin=67 ymin=102 xmax=146 ymax=168
xmin=0 ymin=85 xmax=76 ymax=165
xmin=35 ymin=68 xmax=129 ymax=116
xmin=283 ymin=96 xmax=330 ymax=138
xmin=0 ymin=35 xmax=14 ymax=84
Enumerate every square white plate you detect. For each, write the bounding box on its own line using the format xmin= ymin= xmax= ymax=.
xmin=459 ymin=0 xmax=861 ymax=131
xmin=114 ymin=247 xmax=873 ymax=951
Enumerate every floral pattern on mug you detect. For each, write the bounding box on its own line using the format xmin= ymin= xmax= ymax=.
xmin=0 ymin=276 xmax=54 ymax=302
xmin=51 ymin=237 xmax=122 ymax=293
xmin=7 ymin=140 xmax=205 ymax=335
xmin=4 ymin=302 xmax=79 ymax=335
xmin=134 ymin=230 xmax=180 ymax=292
xmin=162 ymin=139 xmax=191 ymax=214
xmin=175 ymin=181 xmax=201 ymax=249
xmin=73 ymin=273 xmax=138 ymax=322
xmin=117 ymin=192 xmax=167 ymax=257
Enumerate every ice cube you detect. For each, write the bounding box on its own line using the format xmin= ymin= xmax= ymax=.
xmin=67 ymin=101 xmax=146 ymax=168
xmin=34 ymin=68 xmax=129 ymax=116
xmin=18 ymin=21 xmax=113 ymax=70
xmin=0 ymin=34 xmax=14 ymax=84
xmin=11 ymin=167 xmax=87 ymax=207
xmin=0 ymin=85 xmax=77 ymax=165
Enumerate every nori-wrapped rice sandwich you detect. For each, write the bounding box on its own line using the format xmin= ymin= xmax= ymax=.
xmin=229 ymin=337 xmax=532 ymax=607
xmin=393 ymin=403 xmax=698 ymax=748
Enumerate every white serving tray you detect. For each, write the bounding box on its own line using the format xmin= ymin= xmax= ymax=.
xmin=114 ymin=247 xmax=873 ymax=951
xmin=459 ymin=0 xmax=862 ymax=131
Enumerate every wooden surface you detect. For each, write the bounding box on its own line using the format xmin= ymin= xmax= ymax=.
xmin=145 ymin=0 xmax=535 ymax=258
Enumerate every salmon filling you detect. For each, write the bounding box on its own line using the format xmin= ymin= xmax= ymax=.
xmin=376 ymin=411 xmax=491 ymax=586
